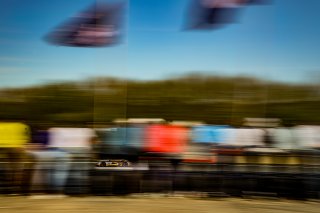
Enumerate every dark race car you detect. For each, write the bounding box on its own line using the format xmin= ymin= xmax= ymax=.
xmin=96 ymin=159 xmax=131 ymax=167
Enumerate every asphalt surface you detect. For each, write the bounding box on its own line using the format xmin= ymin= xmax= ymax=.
xmin=0 ymin=196 xmax=319 ymax=213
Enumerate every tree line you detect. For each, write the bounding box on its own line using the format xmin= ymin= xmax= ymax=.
xmin=0 ymin=74 xmax=319 ymax=126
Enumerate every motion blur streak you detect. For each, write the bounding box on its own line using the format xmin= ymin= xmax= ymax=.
xmin=0 ymin=0 xmax=320 ymax=212
xmin=0 ymin=111 xmax=320 ymax=199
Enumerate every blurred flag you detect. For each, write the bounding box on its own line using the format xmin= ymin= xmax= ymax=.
xmin=45 ymin=1 xmax=126 ymax=47
xmin=185 ymin=0 xmax=270 ymax=30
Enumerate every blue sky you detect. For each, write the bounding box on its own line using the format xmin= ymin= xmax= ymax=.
xmin=0 ymin=0 xmax=320 ymax=88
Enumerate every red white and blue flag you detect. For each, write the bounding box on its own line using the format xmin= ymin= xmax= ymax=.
xmin=185 ymin=0 xmax=270 ymax=30
xmin=45 ymin=1 xmax=125 ymax=47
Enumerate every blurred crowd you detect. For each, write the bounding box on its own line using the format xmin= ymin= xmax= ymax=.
xmin=0 ymin=119 xmax=320 ymax=196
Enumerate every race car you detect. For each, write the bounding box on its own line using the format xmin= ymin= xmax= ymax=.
xmin=96 ymin=159 xmax=131 ymax=167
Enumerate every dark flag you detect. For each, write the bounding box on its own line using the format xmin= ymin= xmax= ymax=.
xmin=45 ymin=1 xmax=126 ymax=47
xmin=185 ymin=0 xmax=270 ymax=30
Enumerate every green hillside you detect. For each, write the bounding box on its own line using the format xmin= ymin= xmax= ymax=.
xmin=0 ymin=74 xmax=319 ymax=126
